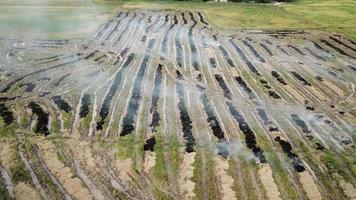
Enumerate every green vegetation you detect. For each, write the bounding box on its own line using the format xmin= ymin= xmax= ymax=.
xmin=166 ymin=134 xmax=181 ymax=174
xmin=123 ymin=0 xmax=356 ymax=38
xmin=0 ymin=180 xmax=10 ymax=200
xmin=23 ymin=139 xmax=63 ymax=199
xmin=62 ymin=112 xmax=73 ymax=129
xmin=321 ymin=151 xmax=353 ymax=180
xmin=115 ymin=134 xmax=135 ymax=159
xmin=266 ymin=149 xmax=300 ymax=199
xmin=148 ymin=126 xmax=182 ymax=199
xmin=19 ymin=115 xmax=29 ymax=128
xmin=193 ymin=149 xmax=221 ymax=199
xmin=51 ymin=118 xmax=61 ymax=135
xmin=296 ymin=140 xmax=349 ymax=199
xmin=79 ymin=111 xmax=92 ymax=136
xmin=10 ymin=150 xmax=32 ymax=184
xmin=283 ymin=0 xmax=356 ymax=37
xmin=227 ymin=159 xmax=244 ymax=199
xmin=241 ymin=158 xmax=260 ymax=200
xmin=347 ymin=154 xmax=356 ymax=175
xmin=0 ymin=124 xmax=16 ymax=138
xmin=192 ymin=150 xmax=204 ymax=200
xmin=321 ymin=153 xmax=340 ymax=172
xmin=151 ymin=133 xmax=171 ymax=199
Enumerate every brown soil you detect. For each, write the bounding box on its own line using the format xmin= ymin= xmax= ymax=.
xmin=214 ymin=156 xmax=236 ymax=200
xmin=299 ymin=171 xmax=322 ymax=200
xmin=0 ymin=138 xmax=15 ymax=170
xmin=14 ymin=182 xmax=42 ymax=200
xmin=258 ymin=164 xmax=282 ymax=200
xmin=339 ymin=179 xmax=356 ymax=199
xmin=143 ymin=151 xmax=156 ymax=174
xmin=115 ymin=158 xmax=133 ymax=183
xmin=179 ymin=152 xmax=196 ymax=199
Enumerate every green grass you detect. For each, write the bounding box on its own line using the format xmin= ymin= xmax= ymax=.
xmin=148 ymin=126 xmax=182 ymax=199
xmin=151 ymin=133 xmax=171 ymax=199
xmin=192 ymin=150 xmax=203 ymax=200
xmin=10 ymin=151 xmax=32 ymax=184
xmin=78 ymin=111 xmax=92 ymax=135
xmin=51 ymin=118 xmax=61 ymax=135
xmin=0 ymin=124 xmax=16 ymax=138
xmin=19 ymin=115 xmax=29 ymax=128
xmin=296 ymin=140 xmax=350 ymax=199
xmin=193 ymin=148 xmax=221 ymax=200
xmin=123 ymin=0 xmax=356 ymax=38
xmin=283 ymin=0 xmax=356 ymax=38
xmin=0 ymin=179 xmax=10 ymax=200
xmin=23 ymin=139 xmax=63 ymax=199
xmin=166 ymin=134 xmax=181 ymax=174
xmin=227 ymin=159 xmax=244 ymax=199
xmin=265 ymin=149 xmax=300 ymax=199
xmin=248 ymin=124 xmax=301 ymax=199
xmin=62 ymin=112 xmax=73 ymax=129
xmin=115 ymin=134 xmax=135 ymax=160
xmin=320 ymin=151 xmax=354 ymax=182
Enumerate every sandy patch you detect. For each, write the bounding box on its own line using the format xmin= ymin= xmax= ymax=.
xmin=339 ymin=179 xmax=356 ymax=199
xmin=333 ymin=173 xmax=356 ymax=199
xmin=284 ymin=85 xmax=306 ymax=103
xmin=115 ymin=158 xmax=133 ymax=183
xmin=179 ymin=152 xmax=196 ymax=200
xmin=14 ymin=182 xmax=41 ymax=200
xmin=74 ymin=159 xmax=105 ymax=200
xmin=298 ymin=171 xmax=322 ymax=200
xmin=37 ymin=139 xmax=93 ymax=200
xmin=323 ymin=79 xmax=345 ymax=97
xmin=0 ymin=138 xmax=14 ymax=170
xmin=258 ymin=164 xmax=282 ymax=200
xmin=143 ymin=151 xmax=156 ymax=174
xmin=214 ymin=156 xmax=236 ymax=200
xmin=308 ymin=87 xmax=328 ymax=102
xmin=72 ymin=139 xmax=96 ymax=168
xmin=206 ymin=48 xmax=215 ymax=58
xmin=343 ymin=112 xmax=356 ymax=125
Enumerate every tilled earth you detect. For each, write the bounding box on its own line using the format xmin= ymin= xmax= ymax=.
xmin=0 ymin=9 xmax=355 ymax=200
